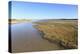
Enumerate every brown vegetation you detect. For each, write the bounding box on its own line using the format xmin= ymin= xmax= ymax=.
xmin=34 ymin=20 xmax=78 ymax=49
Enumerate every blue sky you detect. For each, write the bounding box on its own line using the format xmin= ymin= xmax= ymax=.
xmin=10 ymin=1 xmax=78 ymax=19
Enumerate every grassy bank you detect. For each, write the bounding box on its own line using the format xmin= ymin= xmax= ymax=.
xmin=33 ymin=19 xmax=78 ymax=49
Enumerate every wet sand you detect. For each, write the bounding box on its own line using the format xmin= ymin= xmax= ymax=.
xmin=11 ymin=22 xmax=64 ymax=53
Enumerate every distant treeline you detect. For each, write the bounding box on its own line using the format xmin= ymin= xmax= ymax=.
xmin=60 ymin=19 xmax=78 ymax=20
xmin=8 ymin=19 xmax=32 ymax=21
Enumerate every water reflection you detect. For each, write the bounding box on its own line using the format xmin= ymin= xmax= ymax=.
xmin=11 ymin=22 xmax=64 ymax=52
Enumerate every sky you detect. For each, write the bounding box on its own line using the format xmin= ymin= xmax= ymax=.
xmin=10 ymin=1 xmax=78 ymax=19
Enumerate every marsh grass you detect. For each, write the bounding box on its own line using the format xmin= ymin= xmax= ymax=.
xmin=34 ymin=20 xmax=78 ymax=49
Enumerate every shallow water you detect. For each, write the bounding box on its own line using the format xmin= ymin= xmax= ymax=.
xmin=11 ymin=22 xmax=64 ymax=53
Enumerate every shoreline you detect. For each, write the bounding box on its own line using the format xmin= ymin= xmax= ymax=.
xmin=33 ymin=19 xmax=78 ymax=49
